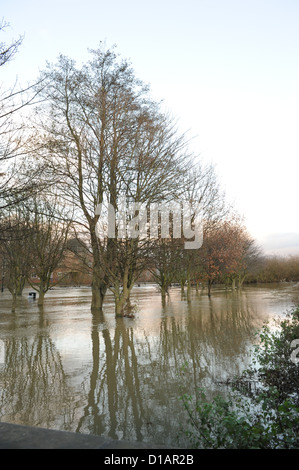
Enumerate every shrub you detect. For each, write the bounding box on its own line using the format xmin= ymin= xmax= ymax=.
xmin=180 ymin=305 xmax=299 ymax=448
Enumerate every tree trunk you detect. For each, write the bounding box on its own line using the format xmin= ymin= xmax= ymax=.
xmin=115 ymin=297 xmax=126 ymax=316
xmin=91 ymin=274 xmax=106 ymax=310
xmin=238 ymin=275 xmax=246 ymax=289
xmin=15 ymin=274 xmax=26 ymax=296
xmin=114 ymin=287 xmax=132 ymax=316
xmin=180 ymin=280 xmax=185 ymax=297
xmin=160 ymin=284 xmax=167 ymax=307
xmin=187 ymin=275 xmax=191 ymax=302
xmin=114 ymin=265 xmax=131 ymax=316
xmin=8 ymin=273 xmax=26 ymax=299
xmin=90 ymin=228 xmax=108 ymax=310
xmin=11 ymin=293 xmax=17 ymax=313
xmin=38 ymin=289 xmax=45 ymax=306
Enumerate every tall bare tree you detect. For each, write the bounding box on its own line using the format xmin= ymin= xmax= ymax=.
xmin=0 ymin=207 xmax=32 ymax=305
xmin=151 ymin=163 xmax=228 ymax=302
xmin=25 ymin=195 xmax=72 ymax=306
xmin=35 ymin=46 xmax=192 ymax=314
xmin=0 ymin=19 xmax=45 ymax=238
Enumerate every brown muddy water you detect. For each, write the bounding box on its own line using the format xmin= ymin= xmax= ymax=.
xmin=0 ymin=283 xmax=298 ymax=447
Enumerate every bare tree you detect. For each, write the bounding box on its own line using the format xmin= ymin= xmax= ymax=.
xmin=0 ymin=207 xmax=32 ymax=305
xmin=35 ymin=45 xmax=192 ymax=314
xmin=148 ymin=237 xmax=180 ymax=305
xmin=0 ymin=19 xmax=23 ymax=67
xmin=151 ymin=164 xmax=228 ymax=302
xmin=25 ymin=196 xmax=72 ymax=306
xmin=234 ymin=235 xmax=263 ymax=288
xmin=0 ymin=19 xmax=45 ymax=236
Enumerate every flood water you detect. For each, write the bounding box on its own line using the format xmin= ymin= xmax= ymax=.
xmin=0 ymin=283 xmax=298 ymax=447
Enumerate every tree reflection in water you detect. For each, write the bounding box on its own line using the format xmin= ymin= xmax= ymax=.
xmin=77 ymin=312 xmax=146 ymax=442
xmin=0 ymin=285 xmax=297 ymax=447
xmin=75 ymin=290 xmax=267 ymax=446
xmin=0 ymin=309 xmax=75 ymax=429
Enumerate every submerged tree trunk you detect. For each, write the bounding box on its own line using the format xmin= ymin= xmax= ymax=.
xmin=9 ymin=290 xmax=17 ymax=310
xmin=11 ymin=293 xmax=17 ymax=313
xmin=113 ymin=265 xmax=133 ymax=316
xmin=15 ymin=275 xmax=26 ymax=296
xmin=90 ymin=228 xmax=108 ymax=310
xmin=160 ymin=282 xmax=171 ymax=308
xmin=207 ymin=280 xmax=212 ymax=297
xmin=237 ymin=274 xmax=247 ymax=289
xmin=38 ymin=289 xmax=45 ymax=307
xmin=180 ymin=280 xmax=185 ymax=297
xmin=115 ymin=297 xmax=127 ymax=316
xmin=186 ymin=274 xmax=191 ymax=302
xmin=160 ymin=284 xmax=166 ymax=298
xmin=91 ymin=273 xmax=107 ymax=310
xmin=36 ymin=278 xmax=49 ymax=306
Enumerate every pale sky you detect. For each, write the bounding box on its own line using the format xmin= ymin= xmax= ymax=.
xmin=1 ymin=0 xmax=299 ymax=255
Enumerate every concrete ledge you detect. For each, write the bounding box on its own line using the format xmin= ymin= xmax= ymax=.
xmin=0 ymin=422 xmax=165 ymax=449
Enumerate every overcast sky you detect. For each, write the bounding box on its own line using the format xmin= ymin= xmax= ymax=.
xmin=1 ymin=0 xmax=299 ymax=255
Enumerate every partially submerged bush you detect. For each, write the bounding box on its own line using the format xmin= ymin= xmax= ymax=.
xmin=181 ymin=305 xmax=299 ymax=449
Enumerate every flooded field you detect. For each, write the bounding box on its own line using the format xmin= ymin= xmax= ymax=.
xmin=0 ymin=283 xmax=298 ymax=447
